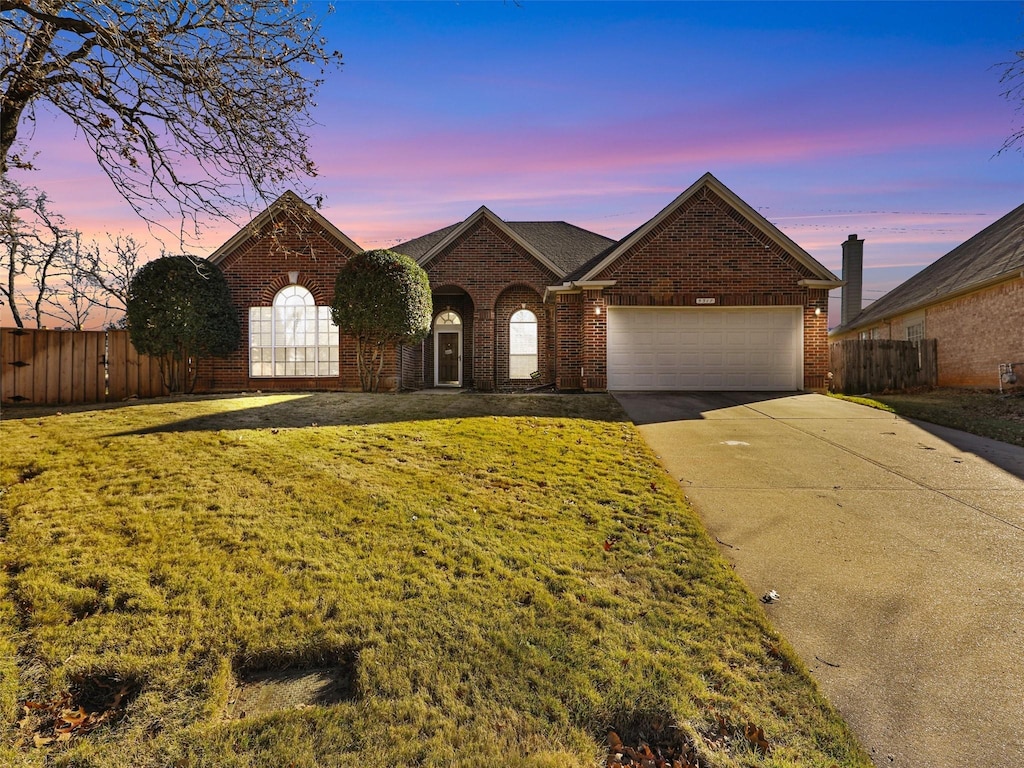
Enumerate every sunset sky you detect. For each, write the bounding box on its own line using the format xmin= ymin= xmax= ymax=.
xmin=5 ymin=0 xmax=1024 ymax=327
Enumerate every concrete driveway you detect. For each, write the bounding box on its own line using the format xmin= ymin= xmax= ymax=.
xmin=612 ymin=392 xmax=1024 ymax=768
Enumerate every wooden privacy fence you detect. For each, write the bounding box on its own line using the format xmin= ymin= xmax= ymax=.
xmin=1 ymin=328 xmax=168 ymax=406
xmin=829 ymin=338 xmax=938 ymax=395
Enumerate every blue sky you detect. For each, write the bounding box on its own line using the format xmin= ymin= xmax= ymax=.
xmin=8 ymin=1 xmax=1024 ymax=326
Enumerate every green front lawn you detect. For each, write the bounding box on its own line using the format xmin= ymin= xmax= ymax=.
xmin=831 ymin=388 xmax=1024 ymax=447
xmin=0 ymin=393 xmax=869 ymax=767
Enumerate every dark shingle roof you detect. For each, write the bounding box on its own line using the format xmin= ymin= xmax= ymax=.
xmin=833 ymin=202 xmax=1024 ymax=334
xmin=506 ymin=222 xmax=615 ymax=275
xmin=565 ymin=231 xmax=635 ymax=282
xmin=390 ymin=223 xmax=461 ymax=262
xmin=392 ymin=219 xmax=614 ymax=277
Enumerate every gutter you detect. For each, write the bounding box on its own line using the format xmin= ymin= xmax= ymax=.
xmin=543 ymin=280 xmax=617 ymax=303
xmin=799 ymin=278 xmax=845 ymax=289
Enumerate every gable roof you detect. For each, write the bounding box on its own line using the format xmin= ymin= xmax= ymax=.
xmin=832 ymin=201 xmax=1024 ymax=335
xmin=389 ymin=223 xmax=461 ymax=262
xmin=568 ymin=172 xmax=842 ymax=286
xmin=391 ymin=206 xmax=614 ymax=278
xmin=207 ymin=190 xmax=362 ymax=266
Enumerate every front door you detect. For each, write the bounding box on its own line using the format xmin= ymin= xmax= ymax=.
xmin=433 ymin=309 xmax=463 ymax=387
xmin=437 ymin=332 xmax=460 ymax=384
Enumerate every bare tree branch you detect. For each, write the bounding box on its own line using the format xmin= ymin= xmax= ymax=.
xmin=1 ymin=0 xmax=342 ymax=238
xmin=0 ymin=176 xmax=70 ymax=328
xmin=1000 ymin=48 xmax=1024 ymax=154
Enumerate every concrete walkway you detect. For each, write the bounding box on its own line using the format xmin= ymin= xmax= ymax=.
xmin=612 ymin=392 xmax=1024 ymax=768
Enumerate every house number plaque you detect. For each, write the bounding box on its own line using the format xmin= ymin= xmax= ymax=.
xmin=695 ymin=297 xmax=716 ymax=304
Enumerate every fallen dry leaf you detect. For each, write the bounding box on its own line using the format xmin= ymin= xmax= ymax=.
xmin=715 ymin=713 xmax=730 ymax=740
xmin=59 ymin=705 xmax=88 ymax=727
xmin=33 ymin=733 xmax=54 ymax=748
xmin=744 ymin=723 xmax=771 ymax=754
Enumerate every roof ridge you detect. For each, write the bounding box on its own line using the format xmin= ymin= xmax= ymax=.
xmin=832 ymin=200 xmax=1024 ymax=334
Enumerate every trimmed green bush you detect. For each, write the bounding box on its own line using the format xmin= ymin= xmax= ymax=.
xmin=126 ymin=255 xmax=239 ymax=393
xmin=331 ymin=249 xmax=432 ymax=391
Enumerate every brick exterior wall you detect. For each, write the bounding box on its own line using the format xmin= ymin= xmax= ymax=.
xmin=555 ymin=293 xmax=583 ymax=390
xmin=200 ymin=183 xmax=835 ymax=395
xmin=584 ymin=186 xmax=831 ymax=390
xmin=802 ymin=292 xmax=831 ymax=390
xmin=494 ymin=286 xmax=553 ymax=391
xmin=195 ymin=209 xmax=400 ymax=393
xmin=831 ymin=278 xmax=1023 ymax=388
xmin=929 ymin=278 xmax=1023 ymax=387
xmin=421 ymin=219 xmax=559 ymax=391
xmin=580 ymin=289 xmax=608 ymax=391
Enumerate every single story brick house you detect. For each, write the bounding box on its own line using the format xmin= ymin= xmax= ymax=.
xmin=830 ymin=202 xmax=1024 ymax=388
xmin=198 ymin=172 xmax=841 ymax=393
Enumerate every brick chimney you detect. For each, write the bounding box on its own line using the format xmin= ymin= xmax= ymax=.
xmin=841 ymin=234 xmax=864 ymax=326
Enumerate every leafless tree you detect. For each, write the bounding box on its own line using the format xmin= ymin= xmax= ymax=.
xmin=1001 ymin=48 xmax=1024 ymax=153
xmin=72 ymin=233 xmax=144 ymax=326
xmin=40 ymin=230 xmax=141 ymax=329
xmin=0 ymin=176 xmax=70 ymax=328
xmin=0 ymin=0 xmax=342 ymax=236
xmin=40 ymin=230 xmax=95 ymax=329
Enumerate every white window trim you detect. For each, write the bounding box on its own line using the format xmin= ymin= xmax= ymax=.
xmin=509 ymin=308 xmax=538 ymax=380
xmin=905 ymin=312 xmax=926 ymax=343
xmin=249 ymin=285 xmax=339 ymax=378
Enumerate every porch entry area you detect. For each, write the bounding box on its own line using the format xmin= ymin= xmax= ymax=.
xmin=433 ymin=309 xmax=462 ymax=387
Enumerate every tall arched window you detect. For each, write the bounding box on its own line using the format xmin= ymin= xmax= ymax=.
xmin=249 ymin=286 xmax=339 ymax=377
xmin=509 ymin=309 xmax=538 ymax=379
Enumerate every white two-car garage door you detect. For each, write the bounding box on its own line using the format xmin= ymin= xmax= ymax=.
xmin=607 ymin=307 xmax=802 ymax=391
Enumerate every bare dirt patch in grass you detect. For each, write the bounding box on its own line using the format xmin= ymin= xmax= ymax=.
xmin=225 ymin=646 xmax=360 ymax=720
xmin=14 ymin=672 xmax=142 ymax=750
xmin=225 ymin=668 xmax=356 ymax=720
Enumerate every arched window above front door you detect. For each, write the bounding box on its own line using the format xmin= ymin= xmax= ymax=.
xmin=435 ymin=310 xmax=461 ymax=327
xmin=509 ymin=309 xmax=537 ymax=379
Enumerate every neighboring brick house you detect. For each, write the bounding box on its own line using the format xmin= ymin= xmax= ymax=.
xmin=830 ymin=202 xmax=1024 ymax=388
xmin=199 ymin=173 xmax=841 ymax=393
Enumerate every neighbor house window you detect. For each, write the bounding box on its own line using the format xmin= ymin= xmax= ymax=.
xmin=906 ymin=322 xmax=924 ymax=343
xmin=249 ymin=286 xmax=339 ymax=377
xmin=509 ymin=309 xmax=538 ymax=379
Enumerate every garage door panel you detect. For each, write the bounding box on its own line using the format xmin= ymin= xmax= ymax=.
xmin=607 ymin=307 xmax=802 ymax=391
